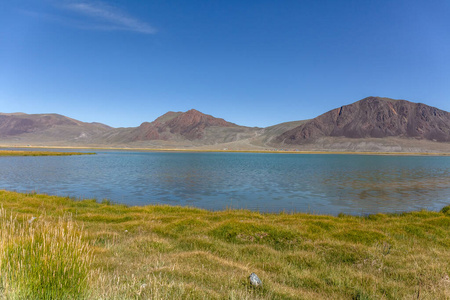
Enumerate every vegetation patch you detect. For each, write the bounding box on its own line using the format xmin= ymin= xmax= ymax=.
xmin=0 ymin=150 xmax=95 ymax=156
xmin=332 ymin=229 xmax=387 ymax=245
xmin=0 ymin=191 xmax=449 ymax=299
xmin=441 ymin=205 xmax=450 ymax=215
xmin=310 ymin=220 xmax=335 ymax=231
xmin=285 ymin=252 xmax=322 ymax=269
xmin=432 ymin=216 xmax=450 ymax=230
xmin=210 ymin=221 xmax=300 ymax=250
xmin=321 ymin=242 xmax=370 ymax=264
xmin=77 ymin=213 xmax=133 ymax=223
xmin=161 ymin=218 xmax=210 ymax=237
xmin=0 ymin=208 xmax=93 ymax=299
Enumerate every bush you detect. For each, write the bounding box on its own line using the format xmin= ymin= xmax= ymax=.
xmin=441 ymin=205 xmax=450 ymax=215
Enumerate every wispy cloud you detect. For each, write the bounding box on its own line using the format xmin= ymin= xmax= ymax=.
xmin=59 ymin=1 xmax=156 ymax=34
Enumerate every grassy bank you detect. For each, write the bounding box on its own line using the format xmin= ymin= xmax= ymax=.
xmin=1 ymin=190 xmax=449 ymax=299
xmin=2 ymin=146 xmax=450 ymax=156
xmin=114 ymin=149 xmax=450 ymax=156
xmin=0 ymin=150 xmax=95 ymax=156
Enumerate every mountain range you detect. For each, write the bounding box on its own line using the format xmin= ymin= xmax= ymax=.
xmin=1 ymin=97 xmax=449 ymax=152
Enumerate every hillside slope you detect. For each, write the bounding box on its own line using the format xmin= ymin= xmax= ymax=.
xmin=99 ymin=109 xmax=259 ymax=146
xmin=276 ymin=97 xmax=450 ymax=145
xmin=1 ymin=97 xmax=449 ymax=152
xmin=0 ymin=113 xmax=112 ymax=145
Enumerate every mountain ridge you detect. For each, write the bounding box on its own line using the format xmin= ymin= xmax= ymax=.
xmin=0 ymin=113 xmax=112 ymax=137
xmin=276 ymin=97 xmax=450 ymax=144
xmin=103 ymin=108 xmax=240 ymax=143
xmin=1 ymin=97 xmax=449 ymax=152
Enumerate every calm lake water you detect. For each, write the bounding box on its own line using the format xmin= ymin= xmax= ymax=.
xmin=0 ymin=150 xmax=449 ymax=215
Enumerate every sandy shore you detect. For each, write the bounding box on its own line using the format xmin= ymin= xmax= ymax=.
xmin=1 ymin=144 xmax=449 ymax=156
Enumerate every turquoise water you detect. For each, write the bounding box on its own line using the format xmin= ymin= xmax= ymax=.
xmin=0 ymin=150 xmax=449 ymax=215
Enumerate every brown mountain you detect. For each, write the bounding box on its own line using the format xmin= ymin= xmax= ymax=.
xmin=0 ymin=113 xmax=112 ymax=144
xmin=98 ymin=109 xmax=258 ymax=146
xmin=122 ymin=109 xmax=239 ymax=142
xmin=276 ymin=97 xmax=450 ymax=144
xmin=0 ymin=113 xmax=77 ymax=136
xmin=1 ymin=97 xmax=449 ymax=152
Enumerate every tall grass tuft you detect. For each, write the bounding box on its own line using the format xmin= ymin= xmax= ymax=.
xmin=0 ymin=207 xmax=93 ymax=299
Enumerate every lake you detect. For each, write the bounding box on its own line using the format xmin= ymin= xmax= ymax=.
xmin=0 ymin=150 xmax=449 ymax=215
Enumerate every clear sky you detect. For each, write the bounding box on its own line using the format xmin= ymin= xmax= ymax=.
xmin=1 ymin=0 xmax=449 ymax=128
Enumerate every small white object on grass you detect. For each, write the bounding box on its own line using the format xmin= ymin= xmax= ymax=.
xmin=249 ymin=272 xmax=262 ymax=287
xmin=28 ymin=216 xmax=36 ymax=224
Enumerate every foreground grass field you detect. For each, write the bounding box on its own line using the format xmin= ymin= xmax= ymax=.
xmin=1 ymin=190 xmax=449 ymax=299
xmin=0 ymin=150 xmax=95 ymax=156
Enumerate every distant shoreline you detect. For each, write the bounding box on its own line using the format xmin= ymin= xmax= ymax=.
xmin=0 ymin=150 xmax=95 ymax=156
xmin=1 ymin=145 xmax=449 ymax=156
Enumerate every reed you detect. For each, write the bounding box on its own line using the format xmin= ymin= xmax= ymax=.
xmin=0 ymin=207 xmax=93 ymax=299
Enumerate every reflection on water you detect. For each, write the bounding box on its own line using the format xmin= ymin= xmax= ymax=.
xmin=0 ymin=151 xmax=449 ymax=215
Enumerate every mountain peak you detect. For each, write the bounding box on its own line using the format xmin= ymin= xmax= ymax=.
xmin=277 ymin=97 xmax=450 ymax=143
xmin=164 ymin=109 xmax=235 ymax=140
xmin=1 ymin=97 xmax=448 ymax=150
xmin=186 ymin=108 xmax=201 ymax=114
xmin=0 ymin=112 xmax=111 ymax=139
xmin=133 ymin=109 xmax=237 ymax=141
xmin=153 ymin=111 xmax=182 ymax=124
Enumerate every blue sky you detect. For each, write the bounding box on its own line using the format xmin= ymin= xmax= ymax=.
xmin=1 ymin=0 xmax=449 ymax=128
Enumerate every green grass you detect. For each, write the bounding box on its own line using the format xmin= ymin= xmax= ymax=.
xmin=0 ymin=150 xmax=95 ymax=156
xmin=1 ymin=190 xmax=449 ymax=299
xmin=0 ymin=207 xmax=93 ymax=299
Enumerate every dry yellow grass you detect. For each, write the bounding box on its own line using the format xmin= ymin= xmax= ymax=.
xmin=0 ymin=150 xmax=94 ymax=156
xmin=0 ymin=207 xmax=93 ymax=299
xmin=1 ymin=190 xmax=449 ymax=299
xmin=2 ymin=146 xmax=449 ymax=156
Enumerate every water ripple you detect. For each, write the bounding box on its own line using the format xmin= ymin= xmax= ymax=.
xmin=0 ymin=152 xmax=449 ymax=215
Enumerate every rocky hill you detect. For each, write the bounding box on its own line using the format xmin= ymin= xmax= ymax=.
xmin=0 ymin=113 xmax=111 ymax=145
xmin=98 ymin=109 xmax=258 ymax=146
xmin=276 ymin=97 xmax=450 ymax=144
xmin=1 ymin=97 xmax=449 ymax=152
xmin=135 ymin=109 xmax=236 ymax=141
